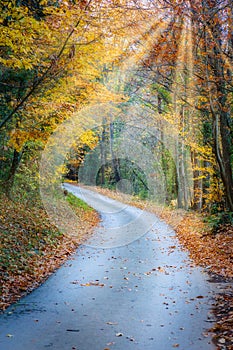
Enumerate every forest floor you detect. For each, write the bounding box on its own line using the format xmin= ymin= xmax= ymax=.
xmin=0 ymin=184 xmax=232 ymax=349
xmin=0 ymin=192 xmax=99 ymax=310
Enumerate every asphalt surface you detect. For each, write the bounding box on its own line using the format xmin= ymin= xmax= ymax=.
xmin=0 ymin=185 xmax=216 ymax=349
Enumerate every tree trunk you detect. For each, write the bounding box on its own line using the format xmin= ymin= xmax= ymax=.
xmin=203 ymin=0 xmax=233 ymax=211
xmin=100 ymin=117 xmax=107 ymax=186
xmin=109 ymin=120 xmax=121 ymax=184
xmin=213 ymin=113 xmax=233 ymax=211
xmin=191 ymin=150 xmax=203 ymax=210
xmin=211 ymin=27 xmax=233 ymax=211
xmin=5 ymin=148 xmax=23 ymax=194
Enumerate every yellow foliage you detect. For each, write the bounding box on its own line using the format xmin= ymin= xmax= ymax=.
xmin=55 ymin=164 xmax=67 ymax=177
xmin=1 ymin=0 xmax=151 ymax=161
xmin=8 ymin=130 xmax=29 ymax=152
xmin=0 ymin=3 xmax=51 ymax=70
xmin=79 ymin=130 xmax=98 ymax=150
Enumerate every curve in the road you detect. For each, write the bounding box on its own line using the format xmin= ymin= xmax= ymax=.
xmin=0 ymin=185 xmax=216 ymax=350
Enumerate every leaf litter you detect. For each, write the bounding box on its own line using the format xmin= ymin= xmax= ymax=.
xmin=0 ymin=193 xmax=99 ymax=310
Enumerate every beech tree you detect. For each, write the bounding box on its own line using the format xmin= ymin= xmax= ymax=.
xmin=194 ymin=0 xmax=233 ymax=211
xmin=0 ymin=0 xmax=232 ymax=219
xmin=0 ymin=0 xmax=132 ymax=191
xmin=126 ymin=0 xmax=233 ymax=213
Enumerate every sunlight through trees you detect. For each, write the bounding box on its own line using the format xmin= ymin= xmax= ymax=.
xmin=0 ymin=0 xmax=232 ymax=223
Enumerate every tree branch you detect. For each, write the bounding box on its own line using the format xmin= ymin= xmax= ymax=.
xmin=0 ymin=0 xmax=93 ymax=130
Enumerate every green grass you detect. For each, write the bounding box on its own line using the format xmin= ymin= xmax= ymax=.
xmin=65 ymin=192 xmax=93 ymax=211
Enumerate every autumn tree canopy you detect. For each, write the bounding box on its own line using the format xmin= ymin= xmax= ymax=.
xmin=0 ymin=0 xmax=232 ymax=223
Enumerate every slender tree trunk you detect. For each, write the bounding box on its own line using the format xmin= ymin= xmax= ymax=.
xmin=213 ymin=113 xmax=233 ymax=211
xmin=176 ymin=138 xmax=183 ymax=208
xmin=5 ymin=148 xmax=23 ymax=194
xmin=176 ymin=108 xmax=190 ymax=210
xmin=109 ymin=120 xmax=121 ymax=184
xmin=191 ymin=150 xmax=203 ymax=210
xmin=100 ymin=117 xmax=107 ymax=186
xmin=218 ymin=88 xmax=233 ymax=211
xmin=160 ymin=124 xmax=169 ymax=204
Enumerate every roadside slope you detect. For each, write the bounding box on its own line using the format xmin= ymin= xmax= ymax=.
xmin=0 ymin=193 xmax=99 ymax=310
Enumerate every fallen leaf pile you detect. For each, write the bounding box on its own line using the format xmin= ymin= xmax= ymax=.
xmin=0 ymin=193 xmax=99 ymax=310
xmin=210 ymin=287 xmax=233 ymax=350
xmin=173 ymin=214 xmax=233 ymax=350
xmin=174 ymin=214 xmax=233 ymax=278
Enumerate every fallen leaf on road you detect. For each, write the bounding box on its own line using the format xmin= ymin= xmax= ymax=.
xmin=80 ymin=281 xmax=105 ymax=287
xmin=126 ymin=336 xmax=135 ymax=342
xmin=106 ymin=322 xmax=118 ymax=325
xmin=218 ymin=338 xmax=226 ymax=344
xmin=157 ymin=266 xmax=165 ymax=273
xmin=90 ymin=281 xmax=105 ymax=287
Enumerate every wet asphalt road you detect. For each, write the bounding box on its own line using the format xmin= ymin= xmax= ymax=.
xmin=0 ymin=185 xmax=216 ymax=350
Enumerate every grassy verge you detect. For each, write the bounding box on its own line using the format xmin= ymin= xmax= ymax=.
xmin=65 ymin=192 xmax=93 ymax=212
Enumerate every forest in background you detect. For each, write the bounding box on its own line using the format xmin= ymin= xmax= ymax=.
xmin=0 ymin=0 xmax=232 ymax=231
xmin=0 ymin=3 xmax=232 ymax=344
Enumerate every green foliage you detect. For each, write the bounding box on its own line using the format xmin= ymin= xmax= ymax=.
xmin=160 ymin=145 xmax=177 ymax=202
xmin=6 ymin=140 xmax=43 ymax=202
xmin=151 ymin=83 xmax=172 ymax=109
xmin=204 ymin=210 xmax=233 ymax=232
xmin=0 ymin=146 xmax=14 ymax=182
xmin=65 ymin=191 xmax=93 ymax=211
xmin=95 ymin=158 xmax=149 ymax=198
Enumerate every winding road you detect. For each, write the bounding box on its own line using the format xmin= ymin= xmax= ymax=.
xmin=0 ymin=185 xmax=216 ymax=349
